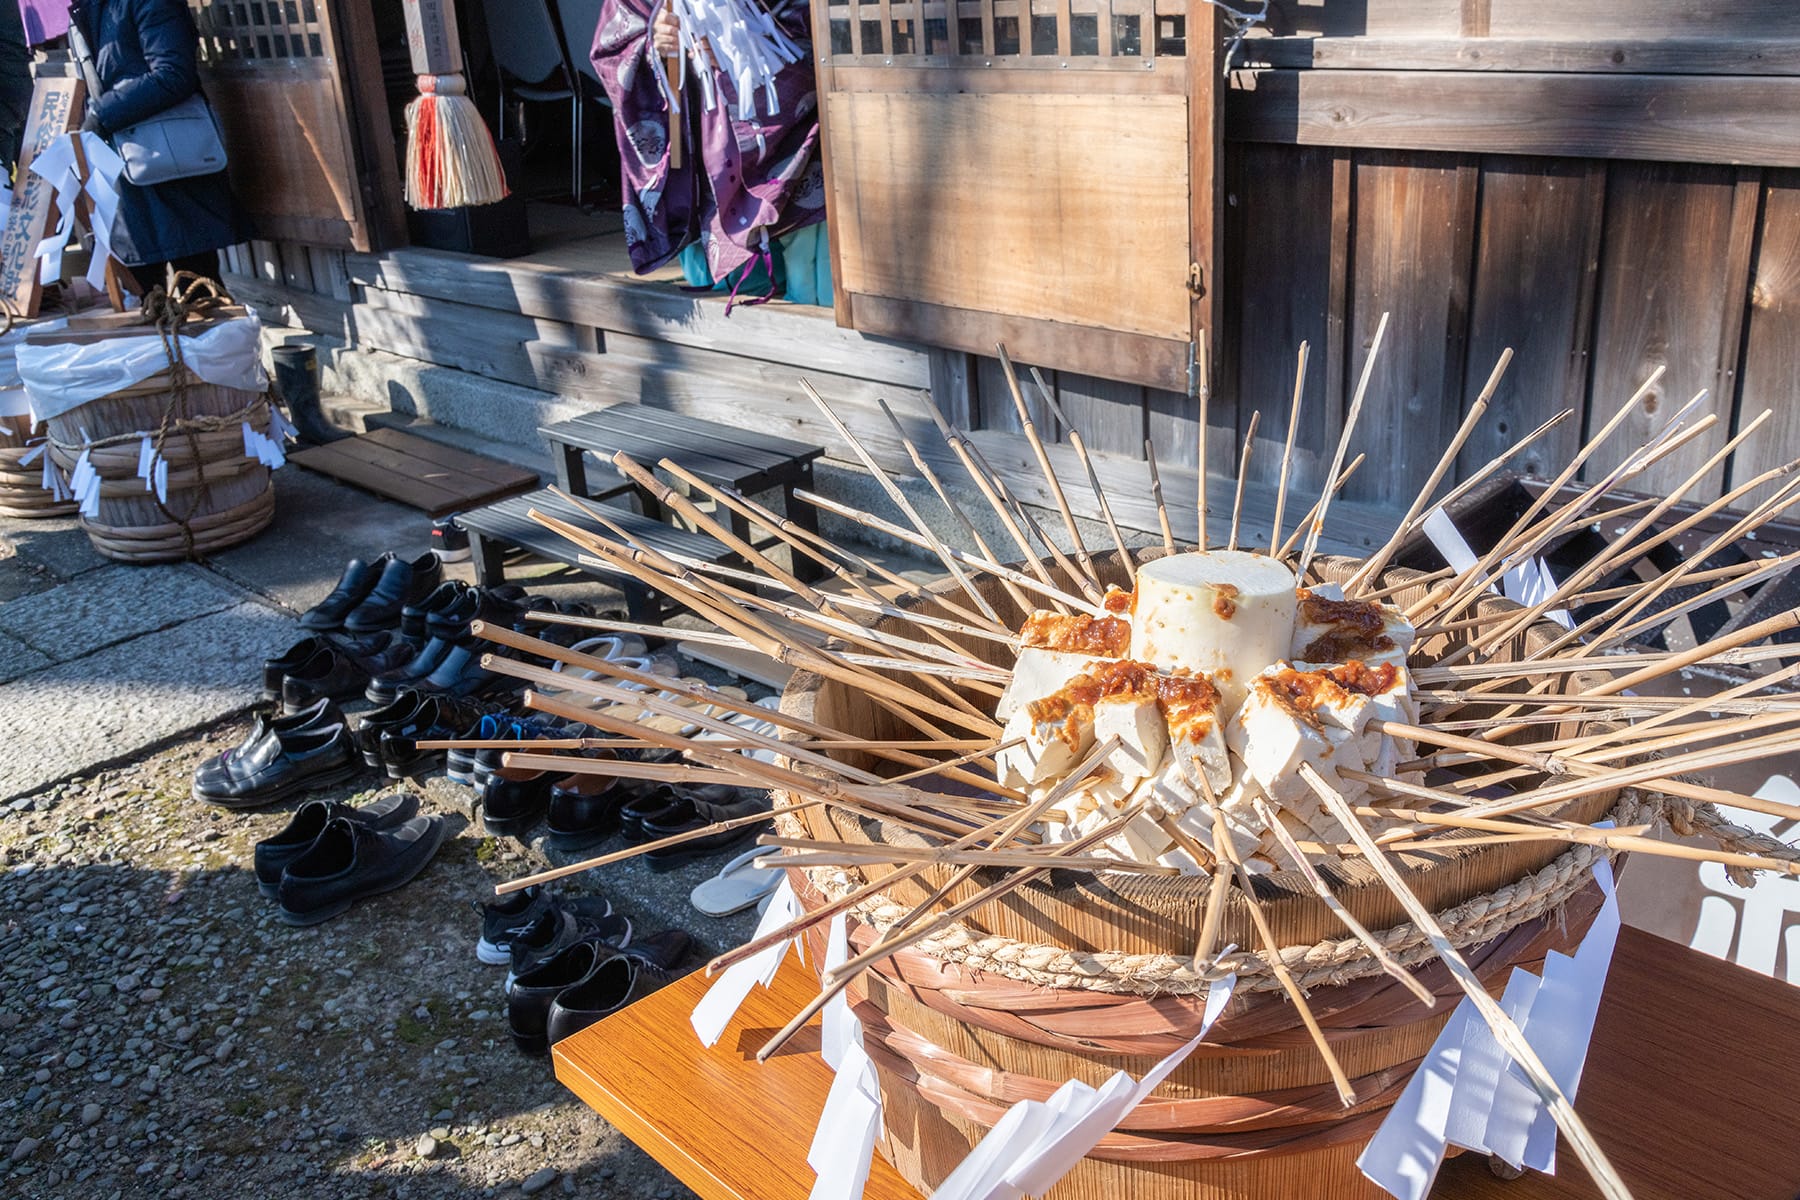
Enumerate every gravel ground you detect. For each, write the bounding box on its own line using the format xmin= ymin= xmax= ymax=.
xmin=0 ymin=722 xmax=713 ymax=1200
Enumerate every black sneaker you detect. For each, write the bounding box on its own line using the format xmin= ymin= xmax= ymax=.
xmin=431 ymin=515 xmax=471 ymax=564
xmin=504 ymin=905 xmax=632 ymax=990
xmin=276 ymin=815 xmax=448 ymax=926
xmin=473 ymin=886 xmax=614 ymax=967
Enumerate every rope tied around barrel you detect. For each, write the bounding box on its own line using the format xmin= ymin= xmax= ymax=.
xmin=783 ymin=787 xmax=1799 ymax=996
xmin=138 ymin=272 xmax=233 ymax=561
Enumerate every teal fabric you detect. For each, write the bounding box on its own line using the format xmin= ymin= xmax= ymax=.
xmin=677 ymin=225 xmax=832 ymax=308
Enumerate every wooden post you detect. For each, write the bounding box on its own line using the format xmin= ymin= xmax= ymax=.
xmin=1187 ymin=0 xmax=1226 ymax=479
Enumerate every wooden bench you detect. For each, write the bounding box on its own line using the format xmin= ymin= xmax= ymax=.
xmin=454 ymin=487 xmax=726 ymax=622
xmin=539 ymin=406 xmax=825 ymax=581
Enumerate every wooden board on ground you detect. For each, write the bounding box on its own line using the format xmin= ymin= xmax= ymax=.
xmin=0 ymin=77 xmax=84 ymax=317
xmin=675 ymin=638 xmax=794 ymax=690
xmin=289 ymin=427 xmax=539 ymax=517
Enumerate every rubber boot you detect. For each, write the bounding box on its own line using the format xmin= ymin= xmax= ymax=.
xmin=271 ymin=343 xmax=349 ymax=445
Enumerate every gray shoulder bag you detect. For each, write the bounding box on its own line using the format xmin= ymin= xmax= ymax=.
xmin=68 ymin=21 xmax=229 ymax=185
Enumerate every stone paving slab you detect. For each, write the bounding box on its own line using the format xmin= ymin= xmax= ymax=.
xmin=0 ymin=634 xmax=49 ymax=684
xmin=0 ymin=563 xmax=247 ymax=663
xmin=0 ymin=601 xmax=294 ymax=801
xmin=0 ymin=516 xmax=110 ymax=580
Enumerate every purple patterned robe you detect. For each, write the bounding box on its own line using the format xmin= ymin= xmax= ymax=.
xmin=591 ymin=0 xmax=825 ymax=280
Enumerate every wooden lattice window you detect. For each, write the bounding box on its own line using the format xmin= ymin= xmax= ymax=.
xmin=192 ymin=0 xmax=328 ymax=63
xmin=822 ymin=0 xmax=1189 ymax=64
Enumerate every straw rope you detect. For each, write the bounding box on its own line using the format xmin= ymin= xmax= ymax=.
xmin=783 ymin=790 xmax=1688 ymax=996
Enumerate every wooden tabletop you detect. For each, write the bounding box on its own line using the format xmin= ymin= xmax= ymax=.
xmin=553 ymin=925 xmax=1800 ymax=1200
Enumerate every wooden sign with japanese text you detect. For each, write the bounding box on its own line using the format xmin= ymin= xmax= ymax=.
xmin=0 ymin=76 xmax=85 ymax=316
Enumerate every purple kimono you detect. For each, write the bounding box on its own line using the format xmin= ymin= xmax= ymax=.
xmin=591 ymin=0 xmax=825 ymax=281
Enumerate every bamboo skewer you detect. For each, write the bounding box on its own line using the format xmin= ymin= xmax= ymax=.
xmin=1227 ymin=409 xmax=1260 ymax=552
xmin=1276 ymin=454 xmax=1368 ymax=562
xmin=1194 ymin=339 xmax=1210 ymax=551
xmin=1303 ymin=766 xmax=1634 ymax=1200
xmin=1251 ymin=796 xmax=1436 ymax=1006
xmin=1298 ymin=310 xmax=1388 ymax=578
xmin=1144 ymin=437 xmax=1177 ymax=555
xmin=1269 ymin=341 xmax=1309 ymax=555
xmin=1345 ymin=348 xmax=1509 ymax=594
xmin=998 ymin=344 xmax=1099 ymax=591
xmin=1030 ymin=365 xmax=1132 ymax=568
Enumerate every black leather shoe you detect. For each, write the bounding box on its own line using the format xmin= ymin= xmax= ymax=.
xmin=282 ymin=633 xmax=416 ymax=713
xmin=194 ymin=698 xmax=344 ymax=792
xmin=365 ymin=636 xmax=459 ymax=705
xmin=276 ymin=814 xmax=448 ymax=926
xmin=400 ymin=580 xmax=470 ymax=642
xmin=378 ymin=695 xmax=493 ymax=779
xmin=481 ymin=768 xmax=555 ymax=840
xmin=352 ymin=691 xmax=431 ymax=767
xmin=546 ymin=773 xmax=624 ymax=852
xmin=642 ymin=789 xmax=773 ymax=871
xmin=415 ymin=643 xmax=521 ymax=699
xmin=192 ymin=724 xmax=361 ymax=810
xmin=620 ymin=785 xmax=696 ymax=844
xmin=299 ymin=556 xmax=390 ymax=632
xmin=342 ymin=553 xmax=443 ymax=633
xmin=544 ymin=932 xmax=692 ymax=1048
xmin=505 ymin=906 xmax=632 ymax=989
xmin=261 ymin=632 xmax=384 ymax=702
xmin=506 ymin=930 xmax=634 ymax=1056
xmin=253 ymin=791 xmax=421 ymax=898
xmin=427 ymin=585 xmax=528 ymax=644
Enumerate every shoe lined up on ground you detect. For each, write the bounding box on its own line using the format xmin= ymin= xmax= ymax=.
xmin=431 ymin=515 xmax=471 ymax=563
xmin=507 ymin=928 xmax=691 ymax=1055
xmin=475 ymin=884 xmax=618 ymax=966
xmin=253 ymin=792 xmax=420 ymax=897
xmin=299 ymin=552 xmax=443 ymax=634
xmin=192 ymin=704 xmax=362 ymax=809
xmin=503 ymin=903 xmax=634 ymax=989
xmin=274 ymin=810 xmax=449 ymax=926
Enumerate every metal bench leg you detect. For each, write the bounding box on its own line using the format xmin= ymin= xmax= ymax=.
xmin=620 ymin=578 xmax=661 ymax=624
xmin=788 ymin=462 xmax=825 ymax=582
xmin=468 ymin=531 xmax=508 ymax=587
xmin=554 ymin=444 xmax=590 ymax=497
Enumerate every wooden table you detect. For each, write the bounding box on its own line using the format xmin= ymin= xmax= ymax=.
xmin=553 ymin=925 xmax=1800 ymax=1200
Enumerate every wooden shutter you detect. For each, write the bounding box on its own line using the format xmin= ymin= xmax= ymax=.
xmin=811 ymin=0 xmax=1222 ymax=392
xmin=190 ymin=0 xmax=403 ymax=251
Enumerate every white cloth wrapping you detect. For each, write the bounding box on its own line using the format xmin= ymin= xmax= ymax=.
xmin=17 ymin=314 xmax=268 ymax=424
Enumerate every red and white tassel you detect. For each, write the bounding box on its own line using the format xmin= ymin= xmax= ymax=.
xmin=401 ymin=0 xmax=509 ymax=210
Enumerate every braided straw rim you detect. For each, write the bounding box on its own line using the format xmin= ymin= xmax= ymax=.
xmin=779 ymin=791 xmax=1683 ymax=997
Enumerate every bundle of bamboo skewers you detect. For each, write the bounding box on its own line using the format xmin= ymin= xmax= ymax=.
xmin=451 ymin=326 xmax=1800 ymax=1200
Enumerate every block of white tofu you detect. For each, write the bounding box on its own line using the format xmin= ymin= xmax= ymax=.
xmin=996 ymin=702 xmax=1093 ymax=788
xmin=996 ymin=611 xmax=1134 ymax=720
xmin=1292 ymin=659 xmax=1417 ymax=780
xmin=1171 ymin=777 xmax=1267 ymax=863
xmin=1290 ymin=591 xmax=1415 ymax=672
xmin=1107 ymin=810 xmax=1176 ymax=863
xmin=1226 ymin=666 xmax=1372 ymax=813
xmin=996 ymin=647 xmax=1110 ymax=721
xmin=1089 ymin=691 xmax=1170 ymax=800
xmin=1130 ymin=551 xmax=1298 ymax=716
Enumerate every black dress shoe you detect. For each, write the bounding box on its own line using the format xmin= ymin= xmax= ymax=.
xmin=620 ymin=785 xmax=696 ymax=844
xmin=299 ymin=555 xmax=391 ymax=632
xmin=427 ymin=585 xmax=528 ymax=644
xmin=507 ymin=931 xmax=635 ymax=1056
xmin=642 ymin=789 xmax=773 ymax=872
xmin=282 ymin=633 xmax=417 ymax=713
xmin=481 ymin=768 xmax=556 ymax=840
xmin=544 ymin=932 xmax=692 ymax=1048
xmin=378 ymin=695 xmax=492 ymax=779
xmin=365 ymin=636 xmax=459 ymax=705
xmin=253 ymin=792 xmax=421 ymax=898
xmin=277 ymin=814 xmax=448 ymax=926
xmin=505 ymin=906 xmax=632 ymax=989
xmin=342 ymin=553 xmax=443 ymax=633
xmin=192 ymin=724 xmax=361 ymax=810
xmin=546 ymin=773 xmax=624 ymax=852
xmin=415 ymin=643 xmax=521 ymax=699
xmin=400 ymin=580 xmax=469 ymax=641
xmin=352 ymin=691 xmax=431 ymax=768
xmin=194 ymin=698 xmax=344 ymax=792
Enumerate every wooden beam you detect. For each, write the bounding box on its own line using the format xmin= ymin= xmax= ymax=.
xmin=1244 ymin=37 xmax=1800 ymax=77
xmin=1229 ymin=70 xmax=1800 ymax=167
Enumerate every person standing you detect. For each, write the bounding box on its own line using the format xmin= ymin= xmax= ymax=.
xmin=69 ymin=0 xmax=251 ymax=292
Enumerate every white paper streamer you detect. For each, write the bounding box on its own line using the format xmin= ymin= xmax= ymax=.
xmin=690 ymin=877 xmax=802 ymax=1047
xmin=806 ymin=912 xmax=883 ymax=1200
xmin=931 ymin=974 xmax=1238 ymax=1200
xmin=1358 ymin=856 xmax=1621 ymax=1199
xmin=1421 ymin=508 xmax=1571 ymax=629
xmin=29 ymin=131 xmax=125 ymax=292
xmin=662 ymin=0 xmax=801 ymax=119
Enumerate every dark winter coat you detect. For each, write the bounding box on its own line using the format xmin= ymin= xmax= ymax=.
xmin=69 ymin=0 xmax=252 ymax=266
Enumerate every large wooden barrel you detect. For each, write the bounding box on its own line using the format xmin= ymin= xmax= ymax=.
xmin=39 ymin=364 xmax=274 ymax=563
xmin=777 ymin=553 xmax=1620 ymax=1198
